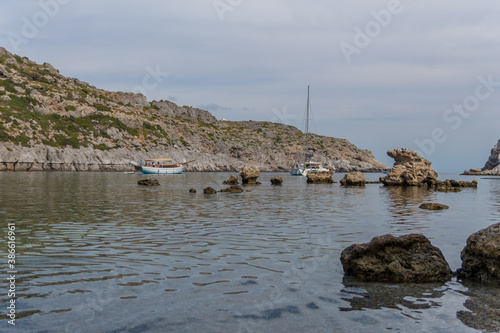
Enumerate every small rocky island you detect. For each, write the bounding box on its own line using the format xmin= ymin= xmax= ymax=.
xmin=380 ymin=148 xmax=477 ymax=189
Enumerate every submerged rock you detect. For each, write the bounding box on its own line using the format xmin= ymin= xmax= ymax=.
xmin=220 ymin=185 xmax=244 ymax=193
xmin=137 ymin=178 xmax=159 ymax=186
xmin=380 ymin=149 xmax=438 ymax=186
xmin=306 ymin=171 xmax=334 ymax=184
xmin=203 ymin=187 xmax=217 ymax=194
xmin=340 ymin=234 xmax=452 ymax=283
xmin=340 ymin=171 xmax=366 ymax=186
xmin=457 ymin=222 xmax=500 ymax=285
xmin=223 ymin=175 xmax=239 ymax=185
xmin=240 ymin=165 xmax=260 ymax=184
xmin=270 ymin=176 xmax=283 ymax=185
xmin=419 ymin=203 xmax=449 ymax=210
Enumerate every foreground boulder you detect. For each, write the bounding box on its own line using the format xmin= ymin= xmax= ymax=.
xmin=457 ymin=222 xmax=500 ymax=284
xmin=137 ymin=178 xmax=159 ymax=186
xmin=340 ymin=234 xmax=452 ymax=282
xmin=306 ymin=171 xmax=334 ymax=184
xmin=220 ymin=185 xmax=244 ymax=193
xmin=240 ymin=165 xmax=260 ymax=184
xmin=380 ymin=149 xmax=438 ymax=186
xmin=340 ymin=172 xmax=366 ymax=186
xmin=223 ymin=175 xmax=239 ymax=185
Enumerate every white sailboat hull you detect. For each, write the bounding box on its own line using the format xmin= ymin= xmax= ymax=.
xmin=140 ymin=165 xmax=186 ymax=174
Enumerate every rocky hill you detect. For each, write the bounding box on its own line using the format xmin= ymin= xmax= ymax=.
xmin=0 ymin=47 xmax=386 ymax=172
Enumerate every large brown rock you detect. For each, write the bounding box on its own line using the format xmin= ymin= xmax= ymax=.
xmin=137 ymin=178 xmax=159 ymax=186
xmin=340 ymin=171 xmax=366 ymax=186
xmin=223 ymin=175 xmax=239 ymax=185
xmin=240 ymin=165 xmax=260 ymax=184
xmin=306 ymin=171 xmax=334 ymax=184
xmin=457 ymin=222 xmax=500 ymax=284
xmin=340 ymin=234 xmax=452 ymax=282
xmin=380 ymin=149 xmax=438 ymax=186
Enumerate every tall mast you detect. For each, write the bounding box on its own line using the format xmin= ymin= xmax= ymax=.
xmin=305 ymin=85 xmax=310 ymax=160
xmin=169 ymin=106 xmax=173 ymax=157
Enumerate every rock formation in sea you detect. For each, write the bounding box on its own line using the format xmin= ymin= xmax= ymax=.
xmin=340 ymin=234 xmax=453 ymax=283
xmin=457 ymin=222 xmax=500 ymax=285
xmin=463 ymin=139 xmax=500 ymax=175
xmin=306 ymin=171 xmax=334 ymax=184
xmin=0 ymin=47 xmax=387 ymax=172
xmin=219 ymin=185 xmax=244 ymax=193
xmin=240 ymin=165 xmax=260 ymax=184
xmin=340 ymin=171 xmax=366 ymax=186
xmin=270 ymin=176 xmax=283 ymax=185
xmin=419 ymin=203 xmax=449 ymax=210
xmin=137 ymin=178 xmax=160 ymax=186
xmin=380 ymin=149 xmax=438 ymax=186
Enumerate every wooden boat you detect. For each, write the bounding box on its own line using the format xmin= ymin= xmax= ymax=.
xmin=137 ymin=158 xmax=192 ymax=174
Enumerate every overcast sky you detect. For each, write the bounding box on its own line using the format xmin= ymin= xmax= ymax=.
xmin=1 ymin=0 xmax=499 ymax=172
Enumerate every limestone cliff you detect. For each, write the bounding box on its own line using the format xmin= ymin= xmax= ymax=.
xmin=0 ymin=47 xmax=386 ymax=172
xmin=463 ymin=140 xmax=500 ymax=175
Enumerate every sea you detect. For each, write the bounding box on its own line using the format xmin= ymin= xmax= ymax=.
xmin=0 ymin=171 xmax=499 ymax=333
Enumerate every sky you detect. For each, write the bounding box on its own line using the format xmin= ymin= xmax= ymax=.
xmin=1 ymin=0 xmax=499 ymax=172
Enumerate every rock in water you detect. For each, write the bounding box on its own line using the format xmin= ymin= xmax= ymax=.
xmin=340 ymin=234 xmax=452 ymax=283
xmin=189 ymin=188 xmax=197 ymax=193
xmin=340 ymin=172 xmax=366 ymax=186
xmin=137 ymin=178 xmax=159 ymax=186
xmin=380 ymin=148 xmax=438 ymax=186
xmin=219 ymin=185 xmax=244 ymax=193
xmin=270 ymin=177 xmax=283 ymax=185
xmin=240 ymin=165 xmax=260 ymax=184
xmin=223 ymin=175 xmax=239 ymax=185
xmin=306 ymin=171 xmax=334 ymax=184
xmin=419 ymin=203 xmax=449 ymax=210
xmin=203 ymin=187 xmax=217 ymax=194
xmin=457 ymin=222 xmax=500 ymax=284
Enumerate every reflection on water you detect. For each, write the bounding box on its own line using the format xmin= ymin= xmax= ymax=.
xmin=0 ymin=172 xmax=497 ymax=332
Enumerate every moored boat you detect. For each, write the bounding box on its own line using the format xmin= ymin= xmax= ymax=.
xmin=137 ymin=158 xmax=192 ymax=174
xmin=290 ymin=86 xmax=332 ymax=176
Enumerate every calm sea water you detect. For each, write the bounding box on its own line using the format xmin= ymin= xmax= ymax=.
xmin=0 ymin=172 xmax=499 ymax=332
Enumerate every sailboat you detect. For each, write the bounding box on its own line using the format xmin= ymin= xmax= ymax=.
xmin=290 ymin=86 xmax=330 ymax=176
xmin=136 ymin=105 xmax=193 ymax=175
